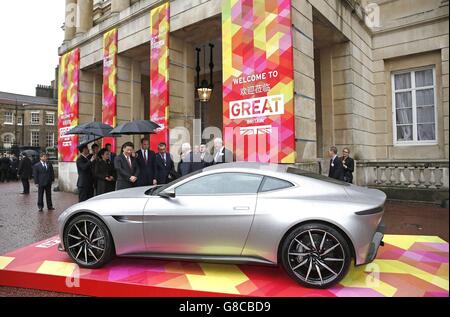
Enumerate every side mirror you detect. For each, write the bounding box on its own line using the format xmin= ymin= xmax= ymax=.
xmin=159 ymin=188 xmax=176 ymax=199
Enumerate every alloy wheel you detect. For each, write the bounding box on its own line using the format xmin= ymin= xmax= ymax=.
xmin=66 ymin=219 xmax=106 ymax=265
xmin=287 ymin=229 xmax=346 ymax=286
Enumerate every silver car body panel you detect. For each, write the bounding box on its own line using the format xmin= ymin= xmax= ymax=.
xmin=58 ymin=163 xmax=386 ymax=266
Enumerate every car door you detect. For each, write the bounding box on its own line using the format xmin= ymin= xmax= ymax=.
xmin=143 ymin=172 xmax=263 ymax=256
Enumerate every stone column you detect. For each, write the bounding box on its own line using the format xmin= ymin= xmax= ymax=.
xmin=111 ymin=0 xmax=130 ymax=14
xmin=64 ymin=0 xmax=77 ymax=41
xmin=292 ymin=0 xmax=317 ymax=161
xmin=76 ymin=0 xmax=93 ymax=36
xmin=116 ymin=56 xmax=134 ymax=146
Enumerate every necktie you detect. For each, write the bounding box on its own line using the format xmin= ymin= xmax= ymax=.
xmin=145 ymin=151 xmax=148 ymax=163
xmin=127 ymin=157 xmax=132 ymax=169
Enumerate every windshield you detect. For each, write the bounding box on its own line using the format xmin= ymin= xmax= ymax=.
xmin=286 ymin=167 xmax=350 ymax=186
xmin=146 ymin=169 xmax=204 ymax=196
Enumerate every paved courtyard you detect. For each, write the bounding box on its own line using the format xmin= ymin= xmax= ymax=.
xmin=0 ymin=180 xmax=448 ymax=296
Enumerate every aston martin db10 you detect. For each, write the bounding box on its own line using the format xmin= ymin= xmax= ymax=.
xmin=58 ymin=162 xmax=386 ymax=288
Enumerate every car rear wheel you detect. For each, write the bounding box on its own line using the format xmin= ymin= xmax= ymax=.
xmin=64 ymin=214 xmax=114 ymax=268
xmin=281 ymin=223 xmax=351 ymax=289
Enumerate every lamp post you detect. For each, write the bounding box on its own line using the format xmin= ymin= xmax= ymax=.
xmin=195 ymin=44 xmax=215 ymax=135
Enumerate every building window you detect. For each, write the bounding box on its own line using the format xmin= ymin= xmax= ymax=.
xmin=3 ymin=134 xmax=14 ymax=149
xmin=46 ymin=132 xmax=55 ymax=148
xmin=4 ymin=112 xmax=14 ymax=125
xmin=30 ymin=112 xmax=40 ymax=125
xmin=392 ymin=67 xmax=437 ymax=144
xmin=46 ymin=112 xmax=55 ymax=125
xmin=17 ymin=115 xmax=23 ymax=126
xmin=31 ymin=131 xmax=40 ymax=147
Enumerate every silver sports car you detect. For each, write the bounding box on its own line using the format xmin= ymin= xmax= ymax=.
xmin=58 ymin=162 xmax=386 ymax=288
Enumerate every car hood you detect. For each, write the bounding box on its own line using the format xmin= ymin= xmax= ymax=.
xmin=88 ymin=186 xmax=156 ymax=200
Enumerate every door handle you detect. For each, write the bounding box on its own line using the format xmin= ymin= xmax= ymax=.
xmin=233 ymin=206 xmax=250 ymax=211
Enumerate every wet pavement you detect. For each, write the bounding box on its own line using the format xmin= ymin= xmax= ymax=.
xmin=0 ymin=180 xmax=448 ymax=296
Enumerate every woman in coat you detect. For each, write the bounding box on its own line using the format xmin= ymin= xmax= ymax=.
xmin=341 ymin=147 xmax=355 ymax=184
xmin=94 ymin=148 xmax=117 ymax=195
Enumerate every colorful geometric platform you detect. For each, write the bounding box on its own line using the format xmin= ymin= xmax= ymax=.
xmin=0 ymin=235 xmax=448 ymax=297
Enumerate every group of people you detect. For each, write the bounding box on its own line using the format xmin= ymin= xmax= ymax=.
xmin=75 ymin=137 xmax=233 ymax=203
xmin=0 ymin=153 xmax=19 ymax=183
xmin=327 ymin=146 xmax=355 ymax=183
xmin=4 ymin=141 xmax=355 ymax=212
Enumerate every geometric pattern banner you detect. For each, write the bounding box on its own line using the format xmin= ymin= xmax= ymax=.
xmin=57 ymin=48 xmax=80 ymax=162
xmin=222 ymin=0 xmax=296 ymax=163
xmin=0 ymin=235 xmax=447 ymax=297
xmin=102 ymin=28 xmax=118 ymax=152
xmin=149 ymin=2 xmax=170 ymax=151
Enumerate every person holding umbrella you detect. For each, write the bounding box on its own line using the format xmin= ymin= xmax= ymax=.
xmin=76 ymin=144 xmax=95 ymax=202
xmin=18 ymin=153 xmax=32 ymax=194
xmin=114 ymin=142 xmax=140 ymax=190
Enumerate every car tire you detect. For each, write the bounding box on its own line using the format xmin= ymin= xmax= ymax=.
xmin=64 ymin=214 xmax=115 ymax=268
xmin=281 ymin=223 xmax=351 ymax=289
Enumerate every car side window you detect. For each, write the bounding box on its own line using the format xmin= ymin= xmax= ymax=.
xmin=259 ymin=177 xmax=293 ymax=192
xmin=176 ymin=173 xmax=263 ymax=196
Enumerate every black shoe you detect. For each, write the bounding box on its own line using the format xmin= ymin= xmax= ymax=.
xmin=38 ymin=209 xmax=43 ymax=212
xmin=48 ymin=207 xmax=55 ymax=211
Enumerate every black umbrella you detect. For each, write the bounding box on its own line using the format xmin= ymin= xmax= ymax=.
xmin=78 ymin=135 xmax=103 ymax=147
xmin=21 ymin=150 xmax=39 ymax=157
xmin=109 ymin=120 xmax=160 ymax=135
xmin=68 ymin=122 xmax=113 ymax=137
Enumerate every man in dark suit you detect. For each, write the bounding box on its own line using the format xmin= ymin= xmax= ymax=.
xmin=18 ymin=154 xmax=32 ymax=194
xmin=328 ymin=146 xmax=345 ymax=181
xmin=114 ymin=142 xmax=140 ymax=190
xmin=33 ymin=153 xmax=55 ymax=212
xmin=341 ymin=147 xmax=355 ymax=183
xmin=212 ymin=138 xmax=233 ymax=165
xmin=135 ymin=138 xmax=157 ymax=187
xmin=0 ymin=154 xmax=11 ymax=183
xmin=155 ymin=142 xmax=176 ymax=185
xmin=76 ymin=144 xmax=95 ymax=202
xmin=178 ymin=143 xmax=194 ymax=176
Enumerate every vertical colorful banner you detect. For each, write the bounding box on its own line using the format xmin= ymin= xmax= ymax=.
xmin=58 ymin=48 xmax=80 ymax=162
xmin=222 ymin=0 xmax=296 ymax=163
xmin=102 ymin=28 xmax=118 ymax=152
xmin=149 ymin=2 xmax=170 ymax=150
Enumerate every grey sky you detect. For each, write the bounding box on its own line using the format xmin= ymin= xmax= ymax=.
xmin=0 ymin=0 xmax=65 ymax=96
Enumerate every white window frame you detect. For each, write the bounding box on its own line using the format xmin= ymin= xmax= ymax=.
xmin=2 ymin=133 xmax=14 ymax=149
xmin=4 ymin=112 xmax=14 ymax=125
xmin=45 ymin=112 xmax=55 ymax=126
xmin=17 ymin=115 xmax=23 ymax=126
xmin=392 ymin=66 xmax=438 ymax=146
xmin=46 ymin=132 xmax=55 ymax=148
xmin=30 ymin=130 xmax=40 ymax=147
xmin=30 ymin=111 xmax=40 ymax=125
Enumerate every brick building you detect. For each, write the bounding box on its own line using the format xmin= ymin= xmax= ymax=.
xmin=0 ymin=85 xmax=58 ymax=158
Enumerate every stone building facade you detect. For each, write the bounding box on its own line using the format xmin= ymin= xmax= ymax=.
xmin=0 ymin=87 xmax=58 ymax=158
xmin=58 ymin=0 xmax=449 ymax=201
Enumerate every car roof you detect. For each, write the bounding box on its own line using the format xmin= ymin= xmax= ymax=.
xmin=203 ymin=162 xmax=292 ymax=175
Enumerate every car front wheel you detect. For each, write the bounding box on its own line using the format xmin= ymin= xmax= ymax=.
xmin=64 ymin=214 xmax=115 ymax=268
xmin=281 ymin=223 xmax=351 ymax=289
